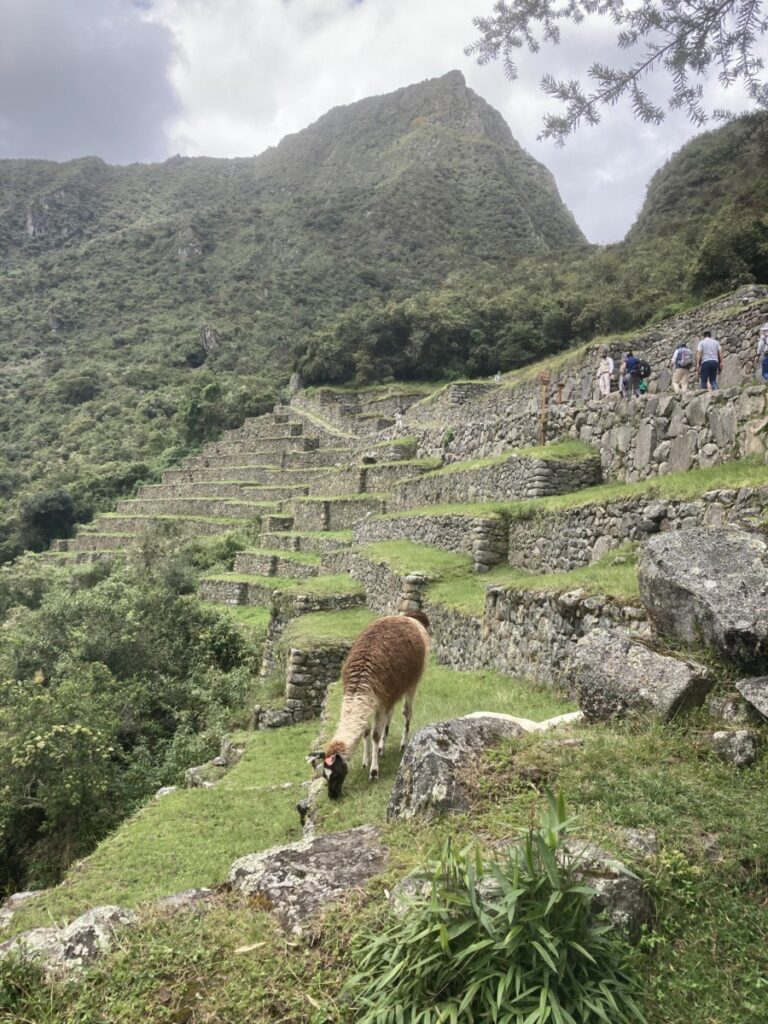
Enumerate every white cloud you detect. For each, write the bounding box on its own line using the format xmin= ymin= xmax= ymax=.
xmin=143 ymin=0 xmax=764 ymax=242
xmin=4 ymin=0 xmax=762 ymax=242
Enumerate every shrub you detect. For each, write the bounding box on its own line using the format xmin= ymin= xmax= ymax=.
xmin=18 ymin=489 xmax=76 ymax=550
xmin=346 ymin=794 xmax=646 ymax=1024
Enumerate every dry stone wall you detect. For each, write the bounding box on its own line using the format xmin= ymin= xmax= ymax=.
xmin=393 ymin=454 xmax=602 ymax=507
xmin=507 ymin=485 xmax=768 ymax=573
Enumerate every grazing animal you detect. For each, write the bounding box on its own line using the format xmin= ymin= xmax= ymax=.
xmin=308 ymin=610 xmax=430 ymax=799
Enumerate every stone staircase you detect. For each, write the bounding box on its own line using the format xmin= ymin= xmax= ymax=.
xmin=40 ymin=298 xmax=768 ymax=732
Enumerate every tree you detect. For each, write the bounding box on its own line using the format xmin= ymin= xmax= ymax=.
xmin=466 ymin=0 xmax=768 ymax=143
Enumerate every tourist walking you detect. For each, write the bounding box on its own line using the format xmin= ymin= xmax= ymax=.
xmin=597 ymin=347 xmax=614 ymax=398
xmin=695 ymin=330 xmax=722 ymax=390
xmin=620 ymin=350 xmax=641 ymax=398
xmin=670 ymin=340 xmax=693 ymax=392
xmin=757 ymin=322 xmax=768 ymax=382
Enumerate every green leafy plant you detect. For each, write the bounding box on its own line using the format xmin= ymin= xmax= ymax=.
xmin=346 ymin=793 xmax=646 ymax=1024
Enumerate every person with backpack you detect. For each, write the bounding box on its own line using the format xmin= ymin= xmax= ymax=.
xmin=695 ymin=330 xmax=722 ymax=391
xmin=670 ymin=340 xmax=693 ymax=392
xmin=757 ymin=322 xmax=768 ymax=382
xmin=620 ymin=350 xmax=641 ymax=398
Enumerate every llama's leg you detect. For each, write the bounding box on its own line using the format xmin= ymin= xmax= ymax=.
xmin=370 ymin=709 xmax=386 ymax=781
xmin=378 ymin=708 xmax=394 ymax=757
xmin=362 ymin=726 xmax=371 ymax=770
xmin=400 ymin=689 xmax=416 ymax=751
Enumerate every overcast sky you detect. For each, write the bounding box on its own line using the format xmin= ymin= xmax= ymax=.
xmin=0 ymin=0 xmax=762 ymax=242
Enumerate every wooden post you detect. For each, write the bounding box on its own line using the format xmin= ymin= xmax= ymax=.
xmin=537 ymin=371 xmax=551 ymax=445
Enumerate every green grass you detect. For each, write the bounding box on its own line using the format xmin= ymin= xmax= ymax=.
xmin=293 ymin=493 xmax=386 ymax=504
xmin=210 ymin=604 xmax=272 ymax=635
xmin=428 ymin=545 xmax=640 ymax=614
xmin=7 ymin=715 xmax=767 ymax=1024
xmin=281 ymin=608 xmax=377 ymax=647
xmin=356 ymin=540 xmax=472 ymax=580
xmin=99 ymin=513 xmax=255 ymax=526
xmin=420 ymin=439 xmax=596 ymax=478
xmin=6 ymin=664 xmax=573 ymax=937
xmin=372 ymin=435 xmax=417 ymax=448
xmin=202 ymin=572 xmax=364 ymax=596
xmin=262 ymin=529 xmax=354 ymax=542
xmin=240 ymin=548 xmax=322 ymax=565
xmin=6 ymin=726 xmax=318 ymax=934
xmin=312 ymin=664 xmax=575 ymax=837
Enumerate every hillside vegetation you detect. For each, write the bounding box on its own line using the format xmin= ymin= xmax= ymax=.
xmin=0 ymin=75 xmax=766 ymax=561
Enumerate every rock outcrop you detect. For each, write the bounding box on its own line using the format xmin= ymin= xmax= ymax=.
xmin=229 ymin=825 xmax=387 ymax=933
xmin=387 ymin=715 xmax=525 ymax=821
xmin=0 ymin=906 xmax=137 ymax=976
xmin=568 ymin=628 xmax=712 ymax=721
xmin=735 ymin=676 xmax=768 ymax=719
xmin=638 ymin=527 xmax=768 ymax=670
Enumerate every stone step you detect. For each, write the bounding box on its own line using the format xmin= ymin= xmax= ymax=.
xmin=138 ymin=482 xmax=255 ymax=499
xmin=225 ymin=420 xmax=303 ymax=441
xmin=198 ymin=573 xmax=365 ymax=613
xmin=306 ymin=459 xmax=440 ymax=498
xmin=291 ymin=495 xmax=386 ymax=532
xmin=263 ymin=514 xmax=295 ymax=532
xmin=40 ymin=549 xmax=122 ymax=564
xmin=162 ymin=465 xmax=289 ymax=484
xmin=258 ymin=530 xmax=353 ymax=555
xmin=182 ymin=447 xmax=318 ymax=470
xmin=63 ymin=532 xmax=137 ymax=552
xmin=114 ymin=497 xmax=275 ymax=519
xmin=281 ymin=448 xmax=353 ymax=469
xmin=232 ymin=549 xmax=321 ymax=579
xmin=239 ymin=484 xmax=310 ymax=501
xmin=194 ymin=435 xmax=320 ymax=458
xmin=89 ymin=515 xmax=252 ymax=537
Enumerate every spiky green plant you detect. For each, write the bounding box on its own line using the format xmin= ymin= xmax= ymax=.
xmin=346 ymin=794 xmax=646 ymax=1024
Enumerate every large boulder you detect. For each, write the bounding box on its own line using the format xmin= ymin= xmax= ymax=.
xmin=0 ymin=906 xmax=136 ymax=976
xmin=735 ymin=676 xmax=768 ymax=719
xmin=638 ymin=526 xmax=768 ymax=670
xmin=569 ymin=628 xmax=712 ymax=721
xmin=387 ymin=715 xmax=525 ymax=821
xmin=229 ymin=825 xmax=387 ymax=934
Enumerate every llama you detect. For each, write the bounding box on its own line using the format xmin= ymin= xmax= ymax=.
xmin=308 ymin=610 xmax=430 ymax=799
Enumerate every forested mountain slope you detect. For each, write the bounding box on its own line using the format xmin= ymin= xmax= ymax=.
xmin=0 ymin=71 xmax=585 ymax=560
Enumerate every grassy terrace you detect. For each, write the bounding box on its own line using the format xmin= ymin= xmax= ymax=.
xmin=202 ymin=572 xmax=364 ymax=596
xmin=96 ymin=513 xmax=257 ymax=526
xmin=418 ymin=439 xmax=596 ymax=480
xmin=357 ymin=540 xmax=472 ymax=580
xmin=281 ymin=607 xmax=377 ymax=647
xmin=428 ymin=546 xmax=641 ymax=614
xmin=380 ymin=457 xmax=768 ymax=521
xmin=262 ymin=529 xmax=354 ymax=543
xmin=237 ymin=547 xmax=322 ymax=565
xmin=7 ymin=664 xmax=573 ymax=937
xmin=293 ymin=492 xmax=387 ymax=503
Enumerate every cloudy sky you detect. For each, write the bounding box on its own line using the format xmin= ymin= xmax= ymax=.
xmin=0 ymin=0 xmax=762 ymax=241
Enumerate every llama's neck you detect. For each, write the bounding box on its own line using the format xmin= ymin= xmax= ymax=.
xmin=326 ymin=690 xmax=376 ymax=759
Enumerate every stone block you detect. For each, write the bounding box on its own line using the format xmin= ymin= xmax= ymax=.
xmin=569 ymin=628 xmax=712 ymax=721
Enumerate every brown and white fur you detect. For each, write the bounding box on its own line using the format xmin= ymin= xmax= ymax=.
xmin=308 ymin=610 xmax=430 ymax=799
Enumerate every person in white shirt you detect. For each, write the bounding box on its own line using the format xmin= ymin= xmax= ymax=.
xmin=596 ymin=347 xmax=614 ymax=398
xmin=695 ymin=331 xmax=722 ymax=391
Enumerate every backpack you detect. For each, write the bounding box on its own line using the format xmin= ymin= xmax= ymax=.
xmin=625 ymin=355 xmax=639 ymax=374
xmin=637 ymin=359 xmax=652 ymax=379
xmin=676 ymin=347 xmax=693 ymax=369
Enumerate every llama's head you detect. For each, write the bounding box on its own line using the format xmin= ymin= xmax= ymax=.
xmin=404 ymin=609 xmax=430 ymax=632
xmin=307 ymin=750 xmax=349 ymax=799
